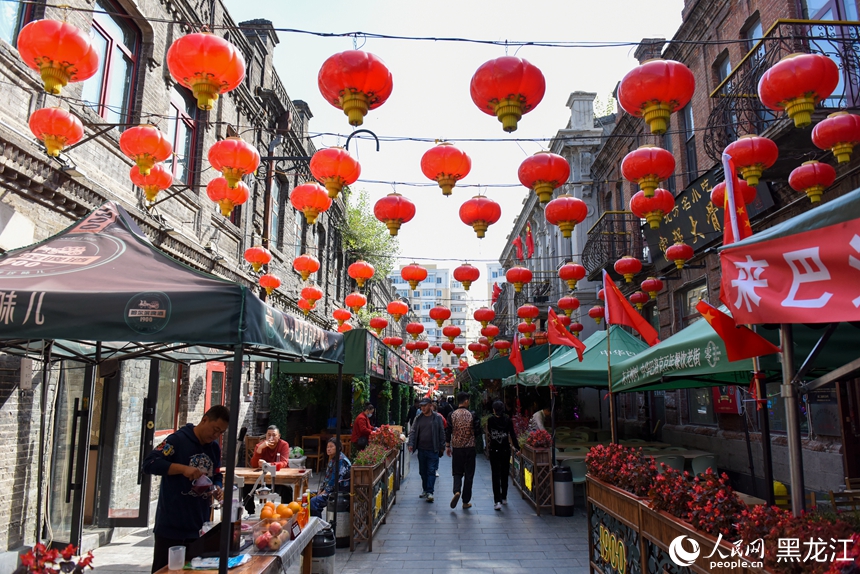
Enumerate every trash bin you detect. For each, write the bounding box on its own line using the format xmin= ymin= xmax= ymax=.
xmin=553 ymin=466 xmax=574 ymax=517
xmin=325 ymin=492 xmax=350 ymax=548
xmin=309 ymin=528 xmax=336 ymax=574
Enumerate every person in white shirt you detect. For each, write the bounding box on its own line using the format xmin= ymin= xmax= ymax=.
xmin=530 ymin=406 xmax=552 ymax=431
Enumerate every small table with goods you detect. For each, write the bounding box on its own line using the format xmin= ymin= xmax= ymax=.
xmin=231 ymin=467 xmax=311 ymax=503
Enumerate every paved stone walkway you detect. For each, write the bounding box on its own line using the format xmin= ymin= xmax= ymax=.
xmin=91 ymin=453 xmax=588 ymax=573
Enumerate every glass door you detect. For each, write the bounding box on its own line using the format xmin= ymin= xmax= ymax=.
xmin=205 ymin=362 xmax=226 ymax=411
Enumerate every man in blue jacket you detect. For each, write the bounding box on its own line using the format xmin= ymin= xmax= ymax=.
xmin=143 ymin=405 xmax=230 ymax=572
xmin=407 ymin=397 xmax=446 ymax=502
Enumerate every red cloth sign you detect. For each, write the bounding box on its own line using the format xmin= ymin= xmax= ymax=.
xmin=712 ymin=385 xmax=741 ymax=415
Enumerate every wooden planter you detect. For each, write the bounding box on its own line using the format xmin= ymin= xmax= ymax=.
xmin=518 ymin=444 xmax=553 ymax=516
xmin=350 ymin=448 xmax=399 ymax=552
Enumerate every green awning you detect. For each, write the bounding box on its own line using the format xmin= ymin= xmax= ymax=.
xmin=465 ymin=343 xmax=556 ymax=380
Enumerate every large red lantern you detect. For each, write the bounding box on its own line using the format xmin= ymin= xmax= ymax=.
xmin=387 ymin=300 xmax=409 ymax=322
xmin=665 ymin=242 xmax=694 ymax=269
xmin=297 ymin=298 xmax=315 ymax=316
xmin=617 ymin=59 xmax=695 ymax=135
xmin=758 ymin=53 xmax=840 ymax=128
xmin=473 ymin=307 xmax=495 ymax=327
xmin=421 ymin=142 xmax=472 ymax=196
xmin=468 ymin=341 xmax=484 ymax=355
xmin=405 ymin=341 xmax=418 ymax=353
xmin=293 ymin=254 xmax=320 ymax=281
xmin=348 ymin=260 xmax=375 ymax=288
xmin=588 ymin=305 xmax=605 ymax=325
xmin=333 ymin=308 xmax=352 ymax=326
xmin=17 ymin=20 xmax=99 ymax=94
xmin=630 ymin=188 xmax=675 ymax=229
xmin=711 ymin=180 xmax=757 ymax=208
xmin=545 ymin=195 xmax=588 ymax=237
xmin=291 ymin=183 xmax=332 ymax=225
xmin=310 ymin=147 xmax=361 ymax=199
xmin=621 ymin=145 xmax=676 ymax=198
xmin=130 ymin=164 xmax=173 ymax=203
xmin=812 ymin=111 xmax=860 ymax=164
xmin=558 ymin=262 xmax=587 ymax=291
xmin=301 ymin=284 xmax=324 ymax=306
xmin=789 ymin=160 xmax=836 ymax=203
xmin=598 ymin=289 xmax=605 ymax=301
xmin=506 ymin=266 xmax=533 ymax=292
xmin=517 ymin=304 xmax=540 ymax=324
xmin=406 ymin=322 xmax=425 ymax=340
xmin=207 ymin=178 xmax=249 ymax=217
xmin=167 ymin=33 xmax=246 ymax=110
xmin=641 ymin=276 xmax=664 ymax=299
xmin=384 ymin=336 xmax=404 ymax=348
xmin=521 ymin=337 xmax=534 ymax=350
xmin=244 ymin=246 xmax=272 ymax=273
xmin=208 ymin=137 xmax=260 ymax=189
xmin=478 ymin=336 xmax=490 ymax=347
xmin=119 ymin=125 xmax=172 ymax=176
xmin=429 ymin=345 xmax=442 ymax=357
xmin=338 ymin=322 xmax=354 ymax=333
xmin=415 ymin=341 xmax=429 ymax=354
xmin=518 ymin=152 xmax=570 ymax=203
xmin=459 ymin=196 xmax=501 ymax=239
xmin=493 ymin=340 xmax=511 ymax=356
xmin=401 ymin=263 xmax=428 ymax=290
xmin=369 ymin=316 xmax=388 ymax=336
xmin=630 ymin=291 xmax=649 ymax=310
xmin=614 ymin=256 xmax=643 ymax=283
xmin=441 ymin=342 xmax=456 ymax=355
xmin=470 ymin=56 xmax=546 ymax=132
xmin=556 ymin=314 xmax=571 ymax=327
xmin=453 ymin=264 xmax=480 ymax=290
xmin=517 ymin=322 xmax=536 ymax=338
xmin=374 ymin=193 xmax=416 ymax=236
xmin=318 ymin=50 xmax=393 ymax=127
xmin=724 ymin=135 xmax=778 ymax=187
xmin=570 ymin=322 xmax=584 ymax=337
xmin=28 ymin=107 xmax=83 ymax=157
xmin=453 ymin=347 xmax=465 ymax=358
xmin=481 ymin=324 xmax=500 ymax=343
xmin=259 ymin=274 xmax=281 ymax=295
xmin=429 ymin=306 xmax=451 ymax=328
xmin=558 ymin=296 xmax=580 ymax=317
xmin=345 ymin=292 xmax=367 ymax=313
xmin=443 ymin=325 xmax=461 ymax=342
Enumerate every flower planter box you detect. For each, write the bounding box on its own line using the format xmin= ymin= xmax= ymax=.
xmin=349 ymin=448 xmax=398 ymax=552
xmin=517 ymin=444 xmax=553 ymax=516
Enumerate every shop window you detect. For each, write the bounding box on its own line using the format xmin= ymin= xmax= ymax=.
xmin=766 ymin=382 xmax=810 ymax=433
xmin=677 ymin=281 xmax=708 ymax=331
xmin=436 ymin=290 xmax=442 ymax=297
xmin=155 ymin=362 xmax=181 ymax=436
xmin=682 ymin=103 xmax=698 ymax=186
xmin=688 ymin=388 xmax=717 ymax=425
xmin=166 ymin=86 xmax=196 ymax=185
xmin=0 ymin=0 xmax=32 ymax=45
xmin=80 ymin=0 xmax=139 ymax=124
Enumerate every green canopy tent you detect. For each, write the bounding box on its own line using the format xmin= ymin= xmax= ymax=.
xmin=465 ymin=342 xmax=557 ymax=381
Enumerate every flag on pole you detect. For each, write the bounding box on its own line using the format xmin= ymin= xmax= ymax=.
xmin=547 ymin=308 xmax=586 ymax=361
xmin=512 ymin=236 xmax=524 ymax=260
xmin=696 ymin=300 xmax=780 ymax=362
xmin=721 ymin=152 xmax=753 ymax=246
xmin=509 ymin=334 xmax=524 ymax=374
xmin=491 ymin=282 xmax=502 ymax=305
xmin=525 ymin=223 xmax=535 ymax=259
xmin=603 ymin=270 xmax=661 ymax=346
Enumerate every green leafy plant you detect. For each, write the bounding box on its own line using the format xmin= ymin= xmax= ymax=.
xmin=378 ymin=380 xmax=392 ymax=425
xmin=338 ymin=189 xmax=399 ymax=281
xmin=353 ymin=443 xmax=389 ymax=467
xmin=390 ymin=383 xmax=401 ymax=427
xmin=351 ymin=375 xmax=370 ymax=420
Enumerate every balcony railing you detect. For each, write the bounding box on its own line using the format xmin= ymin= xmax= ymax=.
xmin=582 ymin=211 xmax=647 ymax=281
xmin=704 ymin=19 xmax=860 ymax=162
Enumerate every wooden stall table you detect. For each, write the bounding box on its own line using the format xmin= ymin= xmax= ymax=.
xmin=230 ymin=467 xmax=311 ymax=503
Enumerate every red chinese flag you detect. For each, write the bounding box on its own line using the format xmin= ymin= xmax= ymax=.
xmin=695 ymin=300 xmax=780 ymax=362
xmin=509 ymin=334 xmax=524 ymax=374
xmin=721 ymin=153 xmax=753 ymax=246
xmin=603 ymin=270 xmax=661 ymax=346
xmin=492 ymin=282 xmax=502 ymax=305
xmin=526 ymin=222 xmax=535 ymax=259
xmin=547 ymin=308 xmax=585 ymax=361
xmin=512 ymin=236 xmax=524 ymax=260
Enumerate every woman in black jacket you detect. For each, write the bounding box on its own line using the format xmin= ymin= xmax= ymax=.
xmin=486 ymin=400 xmax=520 ymax=510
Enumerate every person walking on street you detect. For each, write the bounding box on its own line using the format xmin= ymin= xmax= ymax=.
xmin=351 ymin=403 xmax=377 ymax=453
xmin=407 ymin=397 xmax=446 ymax=502
xmin=437 ymin=396 xmax=453 ymax=421
xmin=446 ymin=392 xmax=481 ymax=510
xmin=487 ymin=400 xmax=520 ymax=510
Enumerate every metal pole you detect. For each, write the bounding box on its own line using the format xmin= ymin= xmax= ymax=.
xmin=607 ymin=326 xmax=618 ymax=444
xmin=218 ymin=344 xmax=244 ymax=574
xmin=780 ymin=324 xmax=805 ymax=516
xmin=752 ymin=355 xmax=775 ymax=506
xmin=331 ymin=363 xmax=343 ymax=538
xmin=35 ymin=341 xmax=52 ymax=543
xmin=548 ymin=344 xmax=556 ymax=467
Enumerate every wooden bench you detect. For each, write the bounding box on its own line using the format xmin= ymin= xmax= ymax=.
xmin=829 ymin=490 xmax=860 ymax=515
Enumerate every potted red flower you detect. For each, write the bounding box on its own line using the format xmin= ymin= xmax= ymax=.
xmin=15 ymin=543 xmax=94 ymax=574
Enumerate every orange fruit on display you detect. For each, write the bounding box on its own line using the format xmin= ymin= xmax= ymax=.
xmin=288 ymin=501 xmax=301 ymax=514
xmin=260 ymin=507 xmax=274 ymax=519
xmin=281 ymin=508 xmax=293 ymax=519
xmin=276 ymin=504 xmax=291 ymax=516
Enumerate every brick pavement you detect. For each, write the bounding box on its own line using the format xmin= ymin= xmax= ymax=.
xmin=90 ymin=453 xmax=589 ymax=573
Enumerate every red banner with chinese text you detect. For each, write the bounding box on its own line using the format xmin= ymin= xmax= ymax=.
xmin=712 ymin=385 xmax=742 ymax=415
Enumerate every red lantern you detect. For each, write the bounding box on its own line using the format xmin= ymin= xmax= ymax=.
xmin=545 ymin=195 xmax=588 ymax=237
xmin=17 ymin=20 xmax=99 ymax=94
xmin=521 ymin=337 xmax=534 ymax=349
xmin=468 ymin=341 xmax=484 ymax=355
xmin=374 ymin=193 xmax=416 ymax=236
xmin=310 ymin=147 xmax=361 ymax=199
xmin=345 ymin=292 xmax=367 ymax=313
xmin=415 ymin=341 xmax=430 ymax=354
xmin=614 ymin=256 xmax=643 ymax=283
xmin=570 ymin=322 xmax=584 ymax=337
xmin=28 ymin=107 xmax=83 ymax=157
xmin=259 ymin=274 xmax=281 ymax=296
xmin=207 ymin=178 xmax=249 ymax=217
xmin=473 ymin=307 xmax=496 ymax=327
xmin=130 ymin=164 xmax=173 ymax=203
xmin=621 ymin=145 xmax=676 ymax=198
xmin=724 ymin=135 xmax=778 ymax=187
xmin=641 ymin=277 xmax=664 ymax=299
xmin=617 ymin=59 xmax=695 ymax=135
xmin=318 ymin=50 xmax=393 ymax=126
xmin=481 ymin=324 xmax=500 ymax=343
xmin=421 ymin=142 xmax=472 ymax=196
xmin=293 ymin=254 xmax=320 ymax=281
xmin=534 ymin=331 xmax=548 ymax=345
xmin=243 ymin=246 xmax=272 ymax=273
xmin=459 ymin=196 xmax=501 ymax=239
xmin=518 ymin=152 xmax=570 ymax=203
xmin=298 ymin=298 xmax=315 ymax=316
xmin=333 ymin=308 xmax=352 ymax=326
xmin=478 ymin=336 xmax=490 ymax=347
xmin=812 ymin=111 xmax=860 ymax=164
xmin=443 ymin=325 xmax=461 ymax=342
xmin=338 ymin=322 xmax=353 ymax=333
xmin=558 ymin=263 xmax=587 ymax=291
xmin=711 ymin=180 xmax=757 ymax=208
xmin=588 ymin=305 xmax=605 ymax=325
xmin=441 ymin=342 xmax=456 ymax=355
xmin=348 ymin=260 xmax=375 ymax=288
xmin=493 ymin=340 xmax=511 ymax=356
xmin=405 ymin=341 xmax=418 ymax=353
xmin=429 ymin=345 xmax=442 ymax=357
xmin=758 ymin=53 xmax=840 ymax=128
xmin=789 ymin=160 xmax=836 ymax=204
xmin=401 ymin=263 xmax=428 ymax=290
xmin=517 ymin=304 xmax=540 ymax=324
xmin=406 ymin=322 xmax=424 ymax=340
xmin=630 ymin=291 xmax=649 ymax=310
xmin=208 ymin=137 xmax=260 ymax=189
xmin=453 ymin=264 xmax=480 ymax=291
xmin=665 ymin=242 xmax=695 ymax=269
xmin=384 ymin=336 xmax=404 ymax=348
xmin=167 ymin=33 xmax=246 ymax=110
xmin=557 ymin=314 xmax=571 ymax=327
xmin=387 ymin=300 xmax=409 ymax=322
xmin=558 ymin=296 xmax=580 ymax=317
xmin=506 ymin=266 xmax=533 ymax=293
xmin=429 ymin=306 xmax=452 ymax=327
xmin=452 ymin=347 xmax=465 ymax=357
xmin=301 ymin=284 xmax=324 ymax=306
xmin=369 ymin=317 xmax=388 ymax=336
xmin=598 ymin=289 xmax=605 ymax=301
xmin=470 ymin=56 xmax=546 ymax=132
xmin=630 ymin=188 xmax=675 ymax=229
xmin=291 ymin=183 xmax=332 ymax=225
xmin=119 ymin=125 xmax=173 ymax=176
xmin=517 ymin=322 xmax=536 ymax=337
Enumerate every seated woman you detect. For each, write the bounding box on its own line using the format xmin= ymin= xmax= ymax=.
xmin=310 ymin=438 xmax=351 ymax=517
